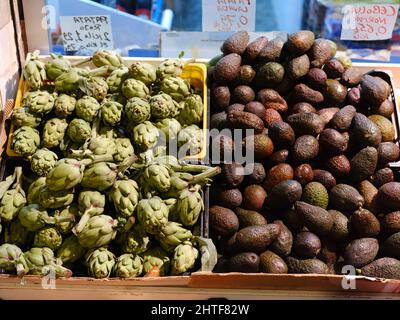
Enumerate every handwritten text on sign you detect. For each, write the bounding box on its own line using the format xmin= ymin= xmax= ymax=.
xmin=341 ymin=4 xmax=399 ymax=41
xmin=60 ymin=15 xmax=114 ymax=52
xmin=202 ymin=0 xmax=256 ymax=32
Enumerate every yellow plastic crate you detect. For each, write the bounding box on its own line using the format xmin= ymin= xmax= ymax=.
xmin=7 ymin=57 xmax=208 ymax=161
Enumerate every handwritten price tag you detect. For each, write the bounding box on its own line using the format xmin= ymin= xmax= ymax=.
xmin=341 ymin=4 xmax=399 ymax=41
xmin=202 ymin=0 xmax=256 ymax=32
xmin=60 ymin=15 xmax=114 ymax=52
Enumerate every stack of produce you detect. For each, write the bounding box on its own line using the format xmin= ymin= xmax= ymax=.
xmin=209 ymin=31 xmax=400 ymax=279
xmin=0 ymin=50 xmax=218 ymax=279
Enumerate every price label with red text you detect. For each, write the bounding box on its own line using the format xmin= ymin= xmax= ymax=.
xmin=341 ymin=4 xmax=399 ymax=41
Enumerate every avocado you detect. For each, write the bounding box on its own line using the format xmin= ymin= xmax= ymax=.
xmin=309 ymin=38 xmax=337 ymax=68
xmin=213 ymin=53 xmax=242 ymax=85
xmin=255 ymin=62 xmax=285 ymax=88
xmin=324 ymin=79 xmax=347 ymax=106
xmin=324 ymin=59 xmax=345 ymax=79
xmin=360 ymin=258 xmax=400 ymax=280
xmin=244 ymin=36 xmax=268 ymax=63
xmin=242 ymin=184 xmax=267 ymax=211
xmin=212 ymin=133 xmax=235 ymax=160
xmin=263 ymin=108 xmax=283 ymax=128
xmin=263 ymin=163 xmax=294 ymax=192
xmin=276 ymin=74 xmax=295 ymax=96
xmin=227 ymin=111 xmax=264 ymax=134
xmin=221 ymin=31 xmax=249 ymax=55
xmin=268 ymin=180 xmax=302 ymax=209
xmin=285 ymin=256 xmax=329 ymax=274
xmin=381 ymin=211 xmax=400 ymax=235
xmin=257 ymin=89 xmax=288 ymax=113
xmin=382 ymin=232 xmax=400 ymax=259
xmin=244 ymin=101 xmax=266 ymax=120
xmin=329 ymin=105 xmax=356 ymax=132
xmin=236 ymin=65 xmax=256 ymax=86
xmin=258 ymin=38 xmax=285 ymax=62
xmin=268 ymin=121 xmax=295 ymax=149
xmin=326 ymin=155 xmax=351 ymax=178
xmin=358 ymin=180 xmax=379 ymax=214
xmin=287 ymin=112 xmax=324 ymax=137
xmin=329 ymin=210 xmax=349 ymax=242
xmin=221 ymin=162 xmax=244 ymax=187
xmin=368 ymin=114 xmax=395 ymax=142
xmin=347 ymin=87 xmax=361 ymax=106
xmin=211 ymin=86 xmax=230 ymax=111
xmin=350 ymin=208 xmax=380 ymax=238
xmin=317 ymin=241 xmax=338 ymax=266
xmin=291 ymin=84 xmax=324 ymax=105
xmin=287 ymin=54 xmax=310 ymax=80
xmin=360 ymin=75 xmax=391 ymax=107
xmin=294 ymin=164 xmax=314 ymax=185
xmin=305 ymin=68 xmax=327 ymax=90
xmin=372 ymin=167 xmax=394 ymax=188
xmin=293 ymin=231 xmax=321 ymax=258
xmin=282 ymin=208 xmax=306 ymax=232
xmin=269 ymin=149 xmax=289 ymax=166
xmin=350 ymin=147 xmax=378 ymax=182
xmin=270 ymin=220 xmax=293 ymax=257
xmin=317 ymin=108 xmax=340 ymax=125
xmin=214 ymin=188 xmax=243 ymax=209
xmin=226 ymin=103 xmax=245 ymax=113
xmin=295 ymin=201 xmax=334 ymax=236
xmin=244 ymin=163 xmax=266 ymax=185
xmin=232 ymin=85 xmax=255 ymax=105
xmin=292 ymin=135 xmax=320 ymax=163
xmin=373 ymin=99 xmax=394 ymax=119
xmin=377 ymin=142 xmax=400 ymax=166
xmin=301 ymin=182 xmax=329 ymax=209
xmin=218 ymin=233 xmax=238 ymax=256
xmin=343 ymin=238 xmax=379 ymax=268
xmin=319 ymin=128 xmax=348 ymax=155
xmin=213 ymin=257 xmax=230 ymax=273
xmin=313 ymin=169 xmax=337 ymax=190
xmin=235 ymin=224 xmax=281 ymax=253
xmin=235 ymin=207 xmax=267 ymax=228
xmin=291 ymin=102 xmax=317 ymax=114
xmin=210 ymin=111 xmax=228 ymax=130
xmin=209 ymin=205 xmax=239 ymax=237
xmin=243 ymin=134 xmax=274 ymax=160
xmin=287 ymin=30 xmax=315 ymax=55
xmin=378 ymin=182 xmax=400 ymax=211
xmin=207 ymin=54 xmax=224 ymax=68
xmin=330 ymin=184 xmax=364 ymax=212
xmin=341 ymin=67 xmax=363 ymax=87
xmin=229 ymin=252 xmax=260 ymax=273
xmin=259 ymin=251 xmax=288 ymax=274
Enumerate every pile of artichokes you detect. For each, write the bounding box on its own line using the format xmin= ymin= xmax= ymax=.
xmin=0 ymin=50 xmax=217 ymax=279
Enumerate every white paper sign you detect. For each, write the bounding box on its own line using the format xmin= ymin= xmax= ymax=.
xmin=202 ymin=0 xmax=256 ymax=32
xmin=60 ymin=15 xmax=114 ymax=52
xmin=341 ymin=4 xmax=399 ymax=41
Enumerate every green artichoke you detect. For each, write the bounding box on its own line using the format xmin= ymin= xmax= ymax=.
xmin=23 ymin=51 xmax=47 ymax=90
xmin=5 ymin=220 xmax=31 ymax=248
xmin=177 ymin=124 xmax=203 ymax=157
xmin=150 ymin=93 xmax=177 ymax=119
xmin=85 ymin=247 xmax=116 ymax=279
xmin=114 ymin=254 xmax=143 ymax=278
xmin=46 ymin=158 xmax=85 ymax=191
xmin=67 ymin=118 xmax=92 ymax=144
xmin=121 ymin=225 xmax=150 ymax=254
xmin=92 ymin=50 xmax=122 ymax=70
xmin=76 ymin=215 xmax=117 ymax=248
xmin=100 ymin=100 xmax=123 ymax=126
xmin=39 ymin=186 xmax=74 ymax=209
xmin=103 ymin=93 xmax=127 ymax=106
xmin=170 ymin=241 xmax=199 ymax=275
xmin=23 ymin=90 xmax=55 ymax=114
xmin=56 ymin=235 xmax=86 ymax=266
xmin=0 ymin=244 xmax=29 ymax=276
xmin=55 ymin=69 xmax=81 ymax=92
xmin=121 ymin=79 xmax=149 ymax=99
xmin=33 ymin=226 xmax=63 ymax=251
xmin=124 ymin=97 xmax=151 ymax=124
xmin=75 ymin=96 xmax=101 ymax=122
xmin=106 ymin=66 xmax=129 ymax=92
xmin=19 ymin=204 xmax=52 ymax=231
xmin=99 ymin=125 xmax=120 ymax=138
xmin=176 ymin=185 xmax=204 ymax=227
xmin=156 ymin=59 xmax=185 ymax=80
xmin=128 ymin=62 xmax=156 ymax=86
xmin=160 ymin=77 xmax=191 ymax=102
xmin=79 ymin=76 xmax=109 ymax=101
xmin=132 ymin=121 xmax=160 ymax=152
xmin=142 ymin=247 xmax=170 ymax=276
xmin=12 ymin=126 xmax=40 ymax=156
xmin=0 ymin=167 xmax=26 ymax=223
xmin=137 ymin=196 xmax=169 ymax=235
xmin=12 ymin=107 xmax=41 ymax=128
xmin=109 ymin=179 xmax=140 ymax=218
xmin=155 ymin=118 xmax=182 ymax=141
xmin=81 ymin=162 xmax=117 ymax=191
xmin=42 ymin=118 xmax=68 ymax=149
xmin=54 ymin=94 xmax=76 ymax=118
xmin=53 ymin=204 xmax=78 ymax=234
xmin=27 ymin=177 xmax=46 ymax=204
xmin=143 ymin=164 xmax=171 ymax=193
xmin=24 ymin=247 xmax=72 ymax=277
xmin=114 ymin=138 xmax=134 ymax=163
xmin=88 ymin=136 xmax=117 ymax=157
xmin=156 ymin=222 xmax=193 ymax=253
xmin=178 ymin=94 xmax=203 ymax=125
xmin=45 ymin=53 xmax=71 ymax=80
xmin=30 ymin=148 xmax=58 ymax=176
xmin=74 ymin=190 xmax=106 ymax=234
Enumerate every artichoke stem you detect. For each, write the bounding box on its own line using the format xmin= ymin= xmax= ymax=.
xmin=0 ymin=173 xmax=17 ymax=199
xmin=12 ymin=167 xmax=23 ymax=190
xmin=123 ymin=216 xmax=136 ymax=232
xmin=172 ymin=164 xmax=211 ymax=173
xmin=71 ymin=57 xmax=91 ymax=67
xmin=16 ymin=263 xmax=28 ymax=277
xmin=72 ymin=210 xmax=92 ymax=234
xmin=117 ymin=154 xmax=139 ymax=173
xmin=190 ymin=166 xmax=221 ymax=185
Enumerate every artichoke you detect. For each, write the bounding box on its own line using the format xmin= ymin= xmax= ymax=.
xmin=81 ymin=162 xmax=117 ymax=191
xmin=114 ymin=254 xmax=143 ymax=278
xmin=137 ymin=196 xmax=169 ymax=235
xmin=75 ymin=96 xmax=101 ymax=122
xmin=92 ymin=49 xmax=122 ymax=70
xmin=103 ymin=93 xmax=127 ymax=105
xmin=67 ymin=118 xmax=92 ymax=144
xmin=142 ymin=247 xmax=170 ymax=276
xmin=45 ymin=53 xmax=71 ymax=80
xmin=39 ymin=186 xmax=74 ymax=209
xmin=76 ymin=215 xmax=117 ymax=248
xmin=0 ymin=244 xmax=29 ymax=276
xmin=53 ymin=204 xmax=78 ymax=234
xmin=128 ymin=62 xmax=156 ymax=86
xmin=79 ymin=76 xmax=109 ymax=101
xmin=54 ymin=94 xmax=76 ymax=118
xmin=85 ymin=247 xmax=116 ymax=279
xmin=33 ymin=226 xmax=63 ymax=251
xmin=178 ymin=94 xmax=203 ymax=125
xmin=121 ymin=79 xmax=149 ymax=99
xmin=24 ymin=247 xmax=72 ymax=277
xmin=5 ymin=220 xmax=31 ymax=248
xmin=156 ymin=59 xmax=185 ymax=80
xmin=55 ymin=69 xmax=81 ymax=92
xmin=121 ymin=225 xmax=150 ymax=254
xmin=85 ymin=136 xmax=116 ymax=157
xmin=46 ymin=158 xmax=85 ymax=191
xmin=23 ymin=90 xmax=55 ymax=114
xmin=0 ymin=167 xmax=26 ymax=223
xmin=177 ymin=125 xmax=203 ymax=157
xmin=27 ymin=177 xmax=46 ymax=204
xmin=23 ymin=51 xmax=47 ymax=90
xmin=143 ymin=164 xmax=171 ymax=193
xmin=124 ymin=97 xmax=151 ymax=124
xmin=19 ymin=204 xmax=52 ymax=231
xmin=109 ymin=179 xmax=140 ymax=218
xmin=176 ymin=185 xmax=204 ymax=227
xmin=132 ymin=121 xmax=160 ymax=152
xmin=30 ymin=148 xmax=58 ymax=176
xmin=56 ymin=235 xmax=86 ymax=266
xmin=12 ymin=107 xmax=41 ymax=128
xmin=156 ymin=222 xmax=193 ymax=253
xmin=170 ymin=241 xmax=199 ymax=275
xmin=12 ymin=126 xmax=40 ymax=156
xmin=106 ymin=66 xmax=129 ymax=92
xmin=74 ymin=190 xmax=106 ymax=234
xmin=155 ymin=118 xmax=182 ymax=141
xmin=100 ymin=100 xmax=123 ymax=126
xmin=42 ymin=118 xmax=68 ymax=149
xmin=160 ymin=77 xmax=191 ymax=102
xmin=114 ymin=138 xmax=134 ymax=163
xmin=150 ymin=93 xmax=177 ymax=119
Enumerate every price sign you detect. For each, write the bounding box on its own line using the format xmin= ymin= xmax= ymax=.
xmin=341 ymin=4 xmax=399 ymax=41
xmin=60 ymin=15 xmax=114 ymax=52
xmin=202 ymin=0 xmax=256 ymax=32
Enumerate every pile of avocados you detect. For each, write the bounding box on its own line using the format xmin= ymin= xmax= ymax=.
xmin=208 ymin=30 xmax=400 ymax=279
